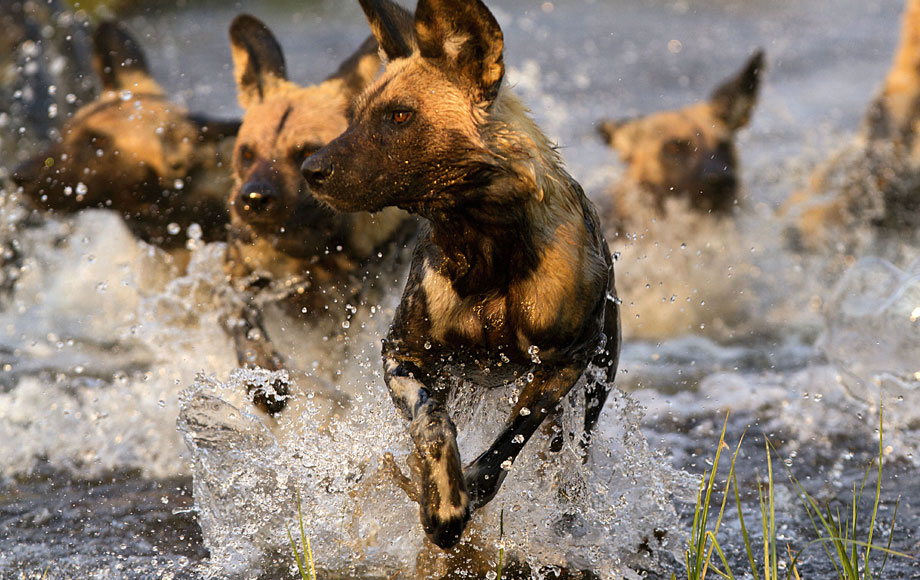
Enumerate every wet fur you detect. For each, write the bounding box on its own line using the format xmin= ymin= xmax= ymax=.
xmin=781 ymin=0 xmax=920 ymax=253
xmin=11 ymin=20 xmax=238 ymax=251
xmin=223 ymin=15 xmax=415 ymax=414
xmin=598 ymin=51 xmax=763 ymax=231
xmin=302 ymin=0 xmax=620 ymax=549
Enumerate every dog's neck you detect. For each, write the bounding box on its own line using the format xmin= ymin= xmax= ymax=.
xmin=424 ymin=89 xmax=585 ymax=297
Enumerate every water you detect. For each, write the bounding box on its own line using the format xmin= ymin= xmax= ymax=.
xmin=2 ymin=0 xmax=919 ymax=578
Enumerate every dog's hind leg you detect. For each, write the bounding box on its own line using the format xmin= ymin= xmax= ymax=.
xmin=463 ymin=364 xmax=583 ymax=510
xmin=384 ymin=358 xmax=470 ymax=549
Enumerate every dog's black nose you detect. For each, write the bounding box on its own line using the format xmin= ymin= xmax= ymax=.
xmin=301 ymin=154 xmax=333 ymax=187
xmin=238 ymin=182 xmax=276 ymax=212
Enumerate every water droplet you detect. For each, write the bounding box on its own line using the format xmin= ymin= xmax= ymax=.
xmin=512 ymin=434 xmax=525 ymax=444
xmin=63 ymin=185 xmax=73 ymax=196
xmin=119 ymin=90 xmax=132 ymax=101
xmin=75 ymin=182 xmax=88 ymax=196
xmin=174 ymin=178 xmax=185 ymax=190
xmin=500 ymin=459 xmax=513 ymax=470
xmin=167 ymin=222 xmax=181 ymax=235
xmin=519 ymin=407 xmax=531 ymax=416
xmin=342 ymin=320 xmax=350 ymax=329
xmin=424 ymin=341 xmax=432 ymax=350
xmin=187 ymin=223 xmax=202 ymax=240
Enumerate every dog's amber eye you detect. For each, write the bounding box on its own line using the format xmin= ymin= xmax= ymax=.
xmin=663 ymin=139 xmax=691 ymax=158
xmin=291 ymin=143 xmax=319 ymax=163
xmin=239 ymin=144 xmax=255 ymax=168
xmin=391 ymin=110 xmax=413 ymax=125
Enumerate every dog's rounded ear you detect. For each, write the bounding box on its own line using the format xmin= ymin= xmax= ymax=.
xmin=710 ymin=49 xmax=764 ymax=130
xmin=597 ymin=117 xmax=639 ymax=159
xmin=229 ymin=14 xmax=288 ymax=109
xmin=92 ymin=20 xmax=161 ymax=94
xmin=414 ymin=0 xmax=504 ymax=105
xmin=357 ymin=0 xmax=416 ymax=62
xmin=325 ymin=35 xmax=382 ymax=100
xmin=598 ymin=119 xmax=627 ymax=146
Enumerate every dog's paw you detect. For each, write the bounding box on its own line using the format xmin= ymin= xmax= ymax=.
xmin=250 ymin=379 xmax=288 ymax=415
xmin=240 ymin=368 xmax=290 ymax=415
xmin=421 ymin=503 xmax=471 ymax=549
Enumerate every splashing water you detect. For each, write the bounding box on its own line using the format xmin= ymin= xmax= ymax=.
xmin=178 ymin=366 xmax=688 ymax=579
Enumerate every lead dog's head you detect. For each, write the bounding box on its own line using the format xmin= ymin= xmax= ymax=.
xmin=599 ymin=51 xmax=763 ymax=213
xmin=13 ymin=21 xmax=237 ymax=227
xmin=302 ymin=0 xmax=507 ymax=218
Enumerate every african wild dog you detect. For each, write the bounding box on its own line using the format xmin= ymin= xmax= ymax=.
xmin=0 ymin=0 xmax=96 ymax=170
xmin=11 ymin=20 xmax=238 ymax=250
xmin=781 ymin=0 xmax=920 ymax=252
xmin=223 ymin=15 xmax=415 ymax=414
xmin=598 ymin=51 xmax=763 ymax=227
xmin=301 ymin=0 xmax=620 ymax=549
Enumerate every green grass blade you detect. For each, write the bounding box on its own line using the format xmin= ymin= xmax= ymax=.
xmin=705 ymin=533 xmax=736 ymax=580
xmin=287 ymin=526 xmax=308 ymax=580
xmin=731 ymin=467 xmax=759 ymax=580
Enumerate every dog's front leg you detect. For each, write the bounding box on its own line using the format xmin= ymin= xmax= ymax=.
xmin=223 ymin=302 xmax=288 ymax=415
xmin=583 ymin=294 xmax=621 ymax=445
xmin=464 ymin=365 xmax=583 ymax=510
xmin=384 ymin=358 xmax=470 ymax=549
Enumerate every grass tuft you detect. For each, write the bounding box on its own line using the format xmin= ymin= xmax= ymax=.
xmin=676 ymin=404 xmax=912 ymax=580
xmin=782 ymin=403 xmax=913 ymax=580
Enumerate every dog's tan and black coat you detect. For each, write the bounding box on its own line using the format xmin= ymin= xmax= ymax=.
xmin=598 ymin=51 xmax=763 ymax=223
xmin=302 ymin=0 xmax=620 ymax=549
xmin=12 ymin=20 xmax=239 ymax=249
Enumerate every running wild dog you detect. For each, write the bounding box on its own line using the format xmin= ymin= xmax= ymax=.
xmin=12 ymin=20 xmax=238 ymax=250
xmin=598 ymin=51 xmax=763 ymax=226
xmin=224 ymin=15 xmax=415 ymax=414
xmin=781 ymin=0 xmax=920 ymax=252
xmin=302 ymin=0 xmax=620 ymax=548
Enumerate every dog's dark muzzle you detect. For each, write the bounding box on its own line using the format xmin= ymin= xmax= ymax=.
xmin=236 ymin=181 xmax=278 ymax=214
xmin=301 ymin=151 xmax=334 ymax=189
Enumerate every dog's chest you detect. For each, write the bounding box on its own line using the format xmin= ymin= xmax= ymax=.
xmin=420 ymin=263 xmax=529 ymax=354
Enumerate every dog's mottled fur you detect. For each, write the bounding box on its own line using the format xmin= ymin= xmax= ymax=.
xmin=12 ymin=20 xmax=238 ymax=250
xmin=782 ymin=0 xmax=920 ymax=252
xmin=598 ymin=51 xmax=762 ymax=227
xmin=223 ymin=15 xmax=415 ymax=414
xmin=302 ymin=0 xmax=620 ymax=549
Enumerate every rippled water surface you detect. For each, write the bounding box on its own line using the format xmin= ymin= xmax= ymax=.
xmin=1 ymin=0 xmax=919 ymax=578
